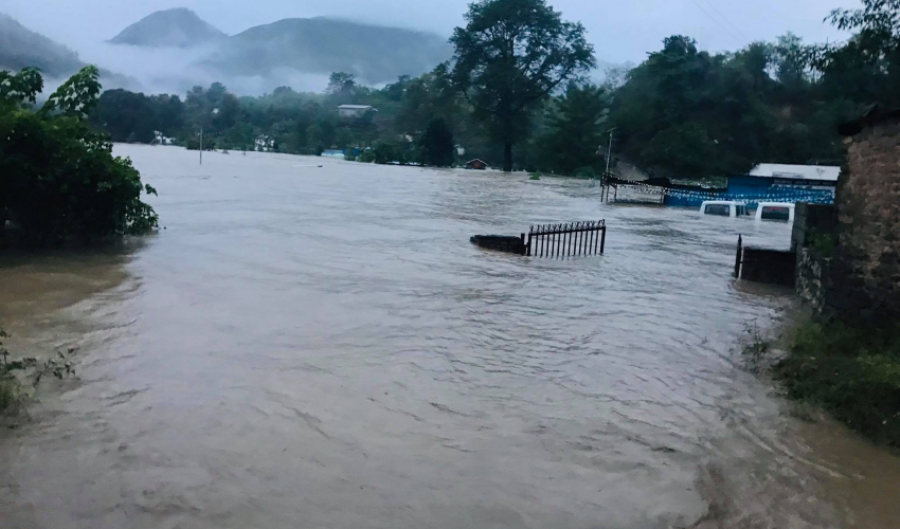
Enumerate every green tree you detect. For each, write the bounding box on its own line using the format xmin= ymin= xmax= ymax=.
xmin=450 ymin=0 xmax=595 ymax=172
xmin=0 ymin=67 xmax=43 ymax=109
xmin=820 ymin=0 xmax=900 ymax=107
xmin=39 ymin=65 xmax=101 ymax=117
xmin=419 ymin=118 xmax=455 ymax=167
xmin=534 ymin=82 xmax=608 ymax=175
xmin=0 ymin=66 xmax=158 ymax=243
xmin=90 ymin=89 xmax=157 ymax=143
xmin=327 ymin=72 xmax=357 ymax=95
xmin=150 ymin=94 xmax=185 ymax=137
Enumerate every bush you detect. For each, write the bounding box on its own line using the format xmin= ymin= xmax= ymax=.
xmin=1 ymin=327 xmax=78 ymax=415
xmin=0 ymin=66 xmax=158 ymax=244
xmin=373 ymin=142 xmax=397 ymax=164
xmin=774 ymin=316 xmax=900 ymax=446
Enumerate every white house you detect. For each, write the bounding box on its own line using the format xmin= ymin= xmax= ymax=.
xmin=338 ymin=105 xmax=378 ymax=119
xmin=153 ymin=131 xmax=175 ymax=146
xmin=255 ymin=135 xmax=275 ymax=152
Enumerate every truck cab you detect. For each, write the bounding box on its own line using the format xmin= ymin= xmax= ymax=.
xmin=700 ymin=201 xmax=748 ymax=218
xmin=755 ymin=202 xmax=795 ymax=223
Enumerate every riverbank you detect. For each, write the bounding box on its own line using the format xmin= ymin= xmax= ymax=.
xmin=774 ymin=315 xmax=900 ymax=447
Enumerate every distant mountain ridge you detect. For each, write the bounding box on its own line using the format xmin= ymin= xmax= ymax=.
xmin=0 ymin=12 xmax=137 ymax=90
xmin=110 ymin=9 xmax=452 ymax=85
xmin=0 ymin=12 xmax=83 ymax=77
xmin=110 ymin=8 xmax=226 ymax=48
xmin=208 ymin=16 xmax=453 ymax=84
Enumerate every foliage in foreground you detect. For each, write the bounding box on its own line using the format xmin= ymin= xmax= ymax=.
xmin=0 ymin=66 xmax=158 ymax=244
xmin=0 ymin=328 xmax=77 ymax=415
xmin=774 ymin=316 xmax=900 ymax=446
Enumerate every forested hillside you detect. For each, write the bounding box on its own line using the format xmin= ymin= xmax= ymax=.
xmin=20 ymin=0 xmax=900 ymax=177
xmin=0 ymin=13 xmax=83 ymax=77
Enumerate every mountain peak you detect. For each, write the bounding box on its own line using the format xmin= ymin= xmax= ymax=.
xmin=110 ymin=8 xmax=226 ymax=48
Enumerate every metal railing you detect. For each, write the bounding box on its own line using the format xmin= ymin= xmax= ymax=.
xmin=523 ymin=221 xmax=606 ymax=257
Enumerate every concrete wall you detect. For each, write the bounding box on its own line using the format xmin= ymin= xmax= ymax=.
xmin=834 ymin=117 xmax=900 ymax=317
xmin=740 ymin=248 xmax=796 ymax=286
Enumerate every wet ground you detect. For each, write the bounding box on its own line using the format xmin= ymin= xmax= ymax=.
xmin=1 ymin=145 xmax=898 ymax=529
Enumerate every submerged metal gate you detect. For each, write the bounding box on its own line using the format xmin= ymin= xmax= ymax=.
xmin=524 ymin=220 xmax=606 ymax=257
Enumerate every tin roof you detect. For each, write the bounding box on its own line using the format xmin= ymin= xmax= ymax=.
xmin=747 ymin=164 xmax=840 ymax=182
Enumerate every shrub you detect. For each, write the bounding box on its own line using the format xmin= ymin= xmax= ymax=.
xmin=774 ymin=316 xmax=900 ymax=446
xmin=373 ymin=142 xmax=398 ymax=164
xmin=0 ymin=66 xmax=158 ymax=244
xmin=0 ymin=327 xmax=78 ymax=415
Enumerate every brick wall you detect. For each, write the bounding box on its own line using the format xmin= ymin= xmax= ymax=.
xmin=835 ymin=116 xmax=900 ymax=317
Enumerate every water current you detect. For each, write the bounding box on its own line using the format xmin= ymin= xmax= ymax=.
xmin=1 ymin=145 xmax=898 ymax=529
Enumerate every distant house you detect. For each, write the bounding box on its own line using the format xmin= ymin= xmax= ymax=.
xmin=338 ymin=105 xmax=378 ymax=119
xmin=255 ymin=135 xmax=275 ymax=152
xmin=153 ymin=131 xmax=175 ymax=146
xmin=456 ymin=145 xmax=466 ymax=157
xmin=322 ymin=149 xmax=345 ymax=158
xmin=465 ymin=159 xmax=488 ymax=170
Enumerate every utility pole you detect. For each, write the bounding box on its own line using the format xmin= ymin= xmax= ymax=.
xmin=605 ymin=128 xmax=616 ymax=176
xmin=199 ymin=127 xmax=203 ymax=166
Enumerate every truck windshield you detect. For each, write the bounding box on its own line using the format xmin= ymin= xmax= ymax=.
xmin=704 ymin=204 xmax=731 ymax=217
xmin=760 ymin=206 xmax=790 ymax=221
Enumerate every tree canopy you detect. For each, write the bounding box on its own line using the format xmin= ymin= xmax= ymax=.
xmin=0 ymin=66 xmax=158 ymax=244
xmin=450 ymin=0 xmax=595 ymax=171
xmin=47 ymin=0 xmax=900 ymax=182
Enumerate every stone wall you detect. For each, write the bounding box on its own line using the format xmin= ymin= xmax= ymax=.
xmin=470 ymin=235 xmax=525 ymax=255
xmin=834 ymin=116 xmax=900 ymax=317
xmin=796 ymin=248 xmax=832 ymax=313
xmin=791 ymin=203 xmax=837 ymax=253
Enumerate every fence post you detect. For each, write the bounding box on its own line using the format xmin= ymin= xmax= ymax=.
xmin=520 ymin=233 xmax=526 ymax=256
xmin=600 ymin=225 xmax=607 ymax=254
xmin=526 ymin=228 xmax=533 ymax=257
xmin=734 ymin=235 xmax=742 ymax=278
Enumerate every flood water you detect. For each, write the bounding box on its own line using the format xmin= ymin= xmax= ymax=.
xmin=1 ymin=145 xmax=898 ymax=529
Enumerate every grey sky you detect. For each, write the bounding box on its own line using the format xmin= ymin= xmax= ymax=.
xmin=2 ymin=0 xmax=852 ymax=65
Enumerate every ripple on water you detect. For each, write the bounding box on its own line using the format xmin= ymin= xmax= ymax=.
xmin=0 ymin=145 xmax=894 ymax=529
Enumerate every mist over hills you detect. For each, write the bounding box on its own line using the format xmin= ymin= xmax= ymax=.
xmin=3 ymin=7 xmax=614 ymax=96
xmin=0 ymin=12 xmax=137 ymax=91
xmin=107 ymin=9 xmax=453 ymax=87
xmin=204 ymin=16 xmax=453 ymax=85
xmin=0 ymin=12 xmax=83 ymax=77
xmin=110 ymin=7 xmax=227 ymax=48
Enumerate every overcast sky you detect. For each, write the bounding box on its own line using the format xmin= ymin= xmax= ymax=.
xmin=2 ymin=0 xmax=853 ymax=65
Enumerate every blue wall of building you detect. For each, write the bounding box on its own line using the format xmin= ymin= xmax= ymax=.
xmin=660 ymin=175 xmax=836 ymax=208
xmin=726 ymin=175 xmax=774 ymax=195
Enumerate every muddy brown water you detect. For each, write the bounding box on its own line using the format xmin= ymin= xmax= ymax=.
xmin=1 ymin=145 xmax=898 ymax=529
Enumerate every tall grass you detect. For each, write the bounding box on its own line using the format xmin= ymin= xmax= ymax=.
xmin=774 ymin=316 xmax=900 ymax=446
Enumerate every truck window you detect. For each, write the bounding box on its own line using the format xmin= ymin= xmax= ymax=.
xmin=704 ymin=204 xmax=731 ymax=217
xmin=760 ymin=206 xmax=790 ymax=221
